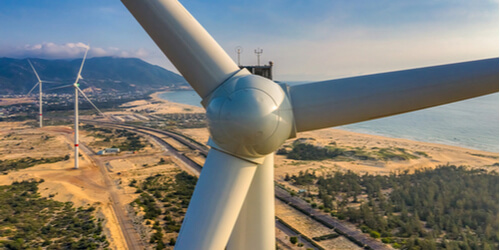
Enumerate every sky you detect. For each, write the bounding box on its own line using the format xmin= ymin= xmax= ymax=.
xmin=0 ymin=0 xmax=498 ymax=81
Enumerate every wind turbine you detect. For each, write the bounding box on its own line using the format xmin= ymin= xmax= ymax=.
xmin=26 ymin=59 xmax=59 ymax=128
xmin=121 ymin=1 xmax=499 ymax=249
xmin=48 ymin=46 xmax=104 ymax=169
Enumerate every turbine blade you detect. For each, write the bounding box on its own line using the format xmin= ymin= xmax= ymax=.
xmin=75 ymin=46 xmax=89 ymax=83
xmin=45 ymin=84 xmax=74 ymax=92
xmin=228 ymin=153 xmax=275 ymax=250
xmin=176 ymin=148 xmax=258 ymax=249
xmin=41 ymin=80 xmax=61 ymax=84
xmin=121 ymin=0 xmax=242 ymax=99
xmin=289 ymin=58 xmax=499 ymax=132
xmin=27 ymin=82 xmax=40 ymax=95
xmin=27 ymin=59 xmax=41 ymax=82
xmin=76 ymin=87 xmax=104 ymax=116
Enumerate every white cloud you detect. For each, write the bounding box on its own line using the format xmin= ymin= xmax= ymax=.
xmin=1 ymin=42 xmax=149 ymax=60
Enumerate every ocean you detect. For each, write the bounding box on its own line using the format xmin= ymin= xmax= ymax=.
xmin=158 ymin=90 xmax=499 ymax=153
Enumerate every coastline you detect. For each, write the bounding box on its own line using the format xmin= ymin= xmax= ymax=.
xmin=153 ymin=90 xmax=499 ymax=153
xmin=102 ymin=90 xmax=499 ymax=175
xmin=0 ymin=91 xmax=496 ymax=249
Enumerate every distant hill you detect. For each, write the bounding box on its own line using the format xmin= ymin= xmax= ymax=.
xmin=0 ymin=57 xmax=187 ymax=94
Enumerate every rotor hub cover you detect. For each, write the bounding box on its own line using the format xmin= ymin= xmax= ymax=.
xmin=206 ymin=72 xmax=294 ymax=158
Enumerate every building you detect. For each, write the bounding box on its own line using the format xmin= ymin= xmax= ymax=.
xmin=97 ymin=148 xmax=121 ymax=155
xmin=239 ymin=61 xmax=273 ymax=80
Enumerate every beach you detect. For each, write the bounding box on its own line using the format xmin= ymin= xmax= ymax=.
xmin=148 ymin=91 xmax=499 ymax=175
xmin=158 ymin=90 xmax=499 ymax=152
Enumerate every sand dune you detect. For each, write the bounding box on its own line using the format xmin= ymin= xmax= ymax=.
xmin=179 ymin=127 xmax=498 ymax=179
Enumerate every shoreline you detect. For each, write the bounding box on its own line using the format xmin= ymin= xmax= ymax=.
xmin=151 ymin=91 xmax=499 ymax=154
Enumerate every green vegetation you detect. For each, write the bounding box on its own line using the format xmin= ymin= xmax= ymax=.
xmin=286 ymin=143 xmax=345 ymax=160
xmin=468 ymin=153 xmax=499 ymax=159
xmin=0 ymin=155 xmax=69 ymax=172
xmin=115 ymin=129 xmax=146 ymax=151
xmin=286 ymin=170 xmax=316 ymax=186
xmin=374 ymin=147 xmax=418 ymax=161
xmin=155 ymin=113 xmax=207 ymax=129
xmin=130 ymin=171 xmax=197 ymax=249
xmin=283 ymin=141 xmax=419 ymax=162
xmin=83 ymin=125 xmax=147 ymax=152
xmin=0 ymin=180 xmax=108 ymax=249
xmin=285 ymin=165 xmax=498 ymax=249
xmin=312 ymin=233 xmax=340 ymax=242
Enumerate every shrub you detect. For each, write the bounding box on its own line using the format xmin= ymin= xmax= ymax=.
xmin=369 ymin=230 xmax=381 ymax=238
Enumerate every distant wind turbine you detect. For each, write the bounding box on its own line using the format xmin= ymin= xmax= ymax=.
xmin=48 ymin=46 xmax=104 ymax=169
xmin=122 ymin=1 xmax=498 ymax=249
xmin=27 ymin=59 xmax=59 ymax=128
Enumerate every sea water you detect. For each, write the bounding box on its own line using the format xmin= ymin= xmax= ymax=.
xmin=158 ymin=90 xmax=499 ymax=152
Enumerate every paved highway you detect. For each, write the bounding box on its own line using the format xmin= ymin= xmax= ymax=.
xmin=84 ymin=120 xmax=390 ymax=250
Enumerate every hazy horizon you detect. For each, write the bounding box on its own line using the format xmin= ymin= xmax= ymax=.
xmin=0 ymin=0 xmax=497 ymax=81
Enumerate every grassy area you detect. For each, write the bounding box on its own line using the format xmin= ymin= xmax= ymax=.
xmin=0 ymin=180 xmax=108 ymax=249
xmin=130 ymin=171 xmax=197 ymax=249
xmin=82 ymin=124 xmax=147 ymax=152
xmin=281 ymin=141 xmax=421 ymax=162
xmin=0 ymin=156 xmax=69 ymax=173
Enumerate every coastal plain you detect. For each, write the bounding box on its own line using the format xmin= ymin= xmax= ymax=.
xmin=0 ymin=93 xmax=497 ymax=249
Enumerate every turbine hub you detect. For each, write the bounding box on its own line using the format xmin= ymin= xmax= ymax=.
xmin=205 ymin=71 xmax=295 ymax=159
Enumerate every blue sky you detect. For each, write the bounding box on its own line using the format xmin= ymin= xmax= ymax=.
xmin=0 ymin=0 xmax=498 ymax=81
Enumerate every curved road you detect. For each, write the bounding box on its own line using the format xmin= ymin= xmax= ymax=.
xmin=84 ymin=120 xmax=390 ymax=250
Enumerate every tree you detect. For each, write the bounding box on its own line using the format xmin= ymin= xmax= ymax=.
xmin=284 ymin=173 xmax=291 ymax=181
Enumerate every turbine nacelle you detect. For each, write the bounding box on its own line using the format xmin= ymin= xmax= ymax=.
xmin=204 ymin=69 xmax=295 ymax=162
xmin=120 ymin=1 xmax=499 ymax=249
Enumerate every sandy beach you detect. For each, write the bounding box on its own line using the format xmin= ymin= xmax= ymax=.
xmin=105 ymin=91 xmax=204 ymax=116
xmin=111 ymin=91 xmax=499 ymax=177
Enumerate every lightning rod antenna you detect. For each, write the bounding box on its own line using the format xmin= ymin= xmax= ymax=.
xmin=254 ymin=48 xmax=263 ymax=66
xmin=235 ymin=46 xmax=243 ymax=66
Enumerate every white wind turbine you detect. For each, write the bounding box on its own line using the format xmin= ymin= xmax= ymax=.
xmin=49 ymin=46 xmax=104 ymax=169
xmin=27 ymin=59 xmax=59 ymax=128
xmin=121 ymin=1 xmax=499 ymax=249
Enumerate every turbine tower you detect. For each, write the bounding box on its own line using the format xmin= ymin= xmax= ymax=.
xmin=27 ymin=59 xmax=58 ymax=128
xmin=49 ymin=46 xmax=104 ymax=169
xmin=121 ymin=1 xmax=499 ymax=249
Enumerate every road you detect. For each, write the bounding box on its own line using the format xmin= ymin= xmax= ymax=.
xmin=84 ymin=120 xmax=390 ymax=250
xmin=77 ymin=140 xmax=144 ymax=249
xmin=275 ymin=218 xmax=320 ymax=249
xmin=275 ymin=187 xmax=390 ymax=250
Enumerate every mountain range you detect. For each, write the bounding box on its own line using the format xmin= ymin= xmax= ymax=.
xmin=0 ymin=57 xmax=187 ymax=94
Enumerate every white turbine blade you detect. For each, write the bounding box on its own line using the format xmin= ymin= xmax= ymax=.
xmin=76 ymin=87 xmax=104 ymax=116
xmin=290 ymin=58 xmax=499 ymax=132
xmin=121 ymin=0 xmax=242 ymax=99
xmin=75 ymin=46 xmax=89 ymax=83
xmin=176 ymin=148 xmax=258 ymax=249
xmin=27 ymin=59 xmax=41 ymax=82
xmin=27 ymin=82 xmax=40 ymax=95
xmin=41 ymin=80 xmax=60 ymax=84
xmin=46 ymin=84 xmax=74 ymax=92
xmin=228 ymin=153 xmax=275 ymax=250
